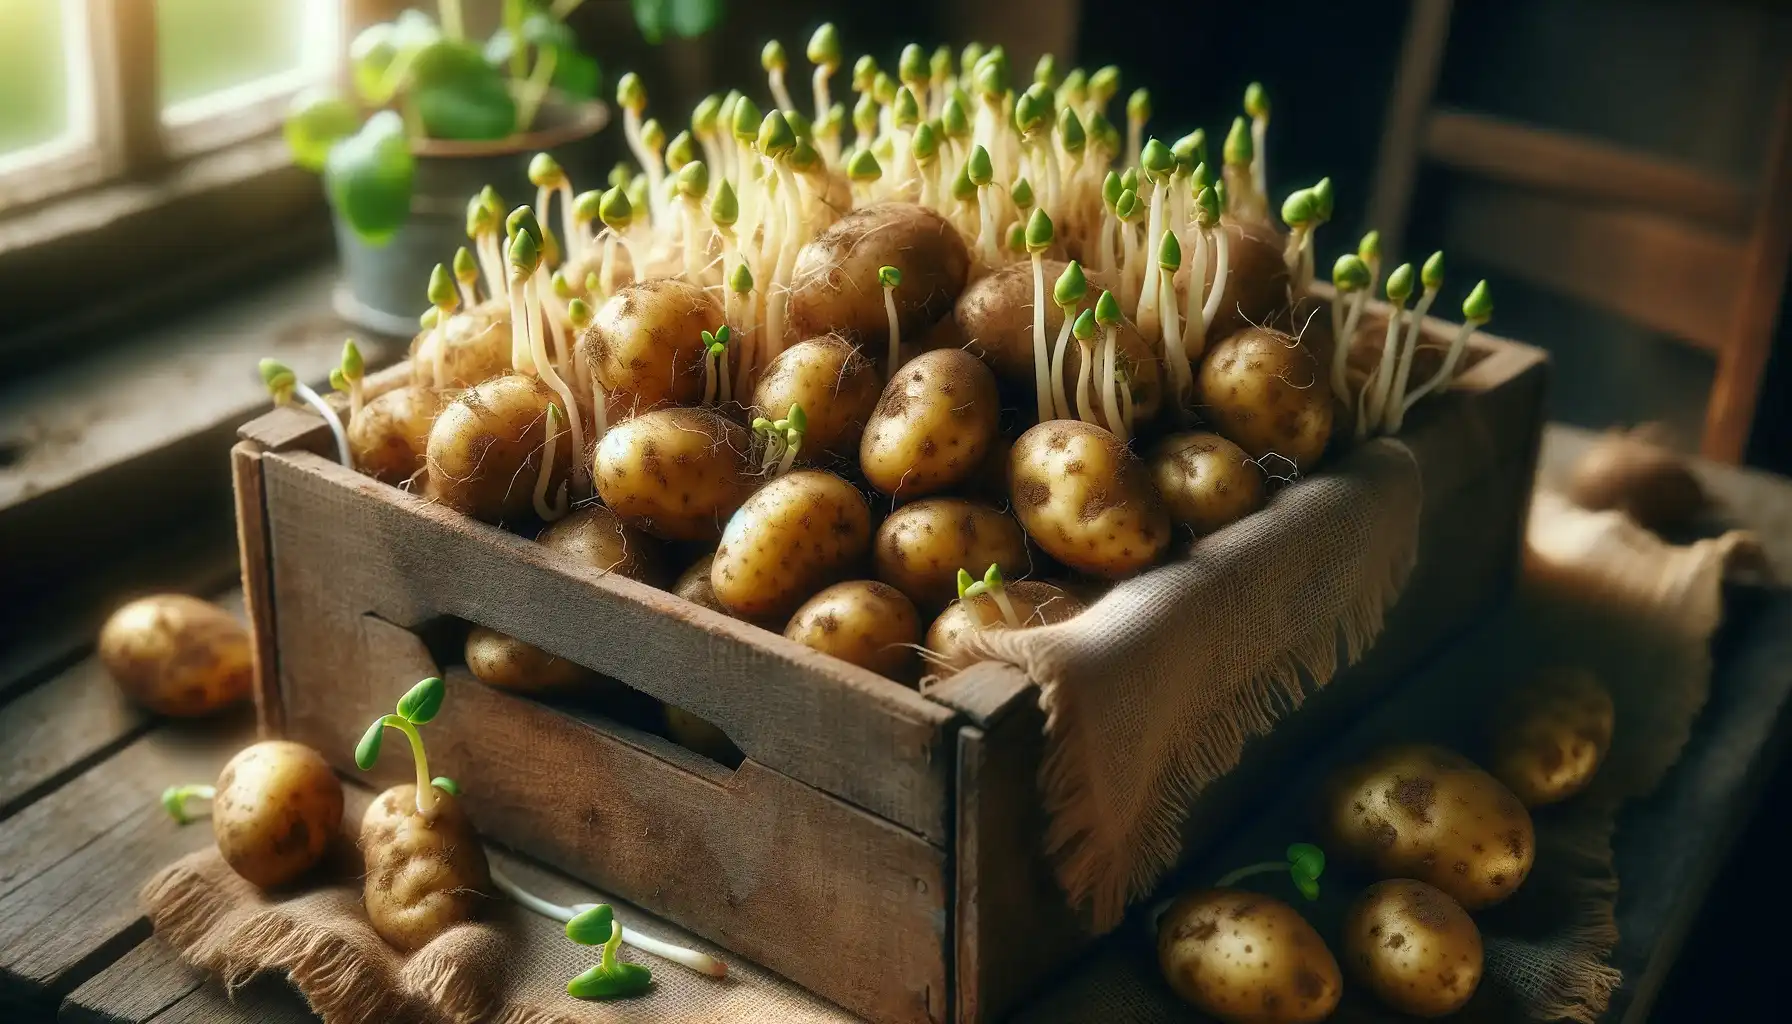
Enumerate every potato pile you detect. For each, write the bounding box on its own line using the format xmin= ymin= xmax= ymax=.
xmin=1154 ymin=665 xmax=1617 ymax=1021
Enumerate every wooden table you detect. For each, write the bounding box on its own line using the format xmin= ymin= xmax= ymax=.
xmin=3 ymin=423 xmax=1789 ymax=1023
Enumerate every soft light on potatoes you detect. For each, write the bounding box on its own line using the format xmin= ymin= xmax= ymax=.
xmin=1157 ymin=889 xmax=1342 ymax=1024
xmin=348 ymin=385 xmax=438 ymax=486
xmin=537 ymin=505 xmax=666 ymax=585
xmin=1323 ymin=744 xmax=1534 ymax=909
xmin=360 ymin=785 xmax=490 ymax=952
xmin=1344 ymin=879 xmax=1483 ymax=1018
xmin=1196 ymin=327 xmax=1334 ymax=472
xmin=925 ymin=580 xmax=1085 ymax=674
xmin=211 ymin=740 xmax=343 ymax=889
xmin=874 ymin=498 xmax=1031 ymax=611
xmin=99 ymin=594 xmax=252 ymax=717
xmin=1489 ymin=666 xmax=1615 ymax=807
xmin=1173 ymin=217 xmax=1292 ymax=342
xmin=578 ymin=277 xmax=724 ymax=418
xmin=663 ymin=704 xmax=743 ymax=766
xmin=859 ymin=348 xmax=1002 ymax=499
xmin=788 ymin=202 xmax=971 ymax=351
xmin=785 ymin=580 xmax=921 ymax=683
xmin=1009 ymin=419 xmax=1171 ymax=578
xmin=464 ymin=625 xmax=600 ymax=695
xmin=712 ymin=471 xmax=872 ymax=621
xmin=750 ymin=333 xmax=883 ymax=461
xmin=1565 ymin=427 xmax=1705 ymax=534
xmin=410 ymin=301 xmax=514 ymax=390
xmin=424 ymin=373 xmax=568 ymax=526
xmin=593 ymin=407 xmax=756 ymax=541
xmin=1148 ymin=431 xmax=1267 ymax=535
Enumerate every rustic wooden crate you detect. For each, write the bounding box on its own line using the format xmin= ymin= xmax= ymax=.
xmin=232 ymin=325 xmax=1546 ymax=1024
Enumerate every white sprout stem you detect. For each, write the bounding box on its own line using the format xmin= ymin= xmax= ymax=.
xmin=532 ymin=403 xmax=569 ymax=520
xmin=976 ymin=186 xmax=998 ymax=267
xmin=385 ymin=716 xmax=438 ymax=821
xmin=1126 ymin=120 xmax=1142 ymax=173
xmin=1300 ymin=235 xmax=1317 ymax=295
xmin=719 ymin=340 xmax=732 ymax=406
xmin=1401 ymin=317 xmax=1486 ymax=419
xmin=348 ymin=377 xmax=365 ymax=424
xmin=1184 ymin=228 xmax=1209 ymax=359
xmin=508 ymin=277 xmax=535 ymax=375
xmin=456 ymin=279 xmax=476 ymax=310
xmin=1100 ymin=325 xmax=1125 ymax=441
xmin=1383 ymin=289 xmax=1437 ymax=432
xmin=697 ymin=132 xmax=723 ymax=188
xmin=681 ymin=203 xmax=702 ymax=281
xmin=1159 ymin=272 xmax=1188 ymax=409
xmin=534 ymin=266 xmax=569 ymax=378
xmin=590 ymin=375 xmax=609 ymax=443
xmin=768 ymin=162 xmax=804 ymax=366
xmin=601 ymin=233 xmax=618 ymax=297
xmin=1251 ymin=115 xmax=1268 ymax=210
xmin=617 ymin=235 xmax=642 ymax=288
xmin=884 ymin=285 xmax=902 ymax=378
xmin=1282 ymin=226 xmax=1308 ymax=282
xmin=478 ymin=232 xmax=505 ymax=300
xmin=1169 ymin=174 xmax=1188 ymax=240
xmin=622 ymin=108 xmax=668 ymax=227
xmin=812 ymin=67 xmax=831 ymax=127
xmin=1202 ymin=226 xmax=1230 ymax=330
xmin=526 ymin=281 xmax=585 ymax=494
xmin=1329 ymin=294 xmax=1351 ymax=402
xmin=769 ymin=69 xmax=795 ymax=113
xmin=1075 ymin=338 xmax=1096 ymax=424
xmin=737 ymin=284 xmax=760 ymax=395
xmin=1137 ymin=186 xmax=1165 ymax=338
xmin=293 ymin=382 xmax=352 ymax=468
xmin=1340 ymin=286 xmax=1369 ymax=362
xmin=1120 ymin=227 xmax=1141 ymax=315
xmin=990 ymin=586 xmax=1022 ymax=628
xmin=557 ymin=183 xmax=577 ymax=263
xmin=1119 ymin=372 xmax=1135 ymax=437
xmin=775 ymin=435 xmax=801 ymax=477
xmin=1030 ymin=253 xmax=1052 ymax=421
xmin=432 ymin=315 xmax=449 ymax=389
xmin=1048 ymin=313 xmax=1075 ymax=419
xmin=486 ymin=865 xmax=727 ymax=977
xmin=1361 ymin=308 xmax=1406 ymax=439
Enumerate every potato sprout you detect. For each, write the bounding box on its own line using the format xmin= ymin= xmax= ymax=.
xmin=483 ymin=875 xmax=724 ymax=984
xmin=426 ymin=263 xmax=459 ymax=389
xmin=261 ymin=358 xmax=350 ymax=467
xmin=701 ymin=325 xmax=732 ymax=407
xmin=161 ymin=783 xmax=215 ymax=824
xmin=956 ymin=563 xmax=1020 ymax=628
xmin=1025 ymin=208 xmax=1056 ymax=420
xmin=878 ymin=265 xmax=903 ymax=376
xmin=1048 ymin=261 xmax=1088 ymax=418
xmin=754 ymin=403 xmax=808 ymax=477
xmin=1244 ymin=82 xmax=1270 ymax=213
xmin=354 ymin=675 xmax=449 ymax=821
xmin=452 ymin=245 xmax=479 ymax=309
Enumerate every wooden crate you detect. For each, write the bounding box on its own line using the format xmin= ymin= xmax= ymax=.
xmin=232 ymin=326 xmax=1546 ymax=1024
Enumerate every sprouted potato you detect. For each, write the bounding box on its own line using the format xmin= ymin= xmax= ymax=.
xmin=874 ymin=498 xmax=1030 ymax=611
xmin=859 ymin=348 xmax=1001 ymax=499
xmin=1147 ymin=431 xmax=1266 ymax=535
xmin=425 ymin=374 xmax=569 ymax=526
xmin=788 ymin=202 xmax=971 ymax=353
xmin=751 ymin=334 xmax=882 ymax=461
xmin=594 ymin=408 xmax=755 ymax=541
xmin=163 ymin=740 xmax=344 ymax=889
xmin=1010 ymin=420 xmax=1171 ymax=578
xmin=712 ymin=470 xmax=872 ymax=621
xmin=464 ymin=625 xmax=601 ymax=695
xmin=1488 ymin=666 xmax=1615 ymax=808
xmin=538 ymin=505 xmax=667 ymax=585
xmin=410 ymin=301 xmax=516 ymax=390
xmin=348 ymin=385 xmax=438 ymax=486
xmin=1173 ymin=216 xmax=1292 ymax=342
xmin=99 ymin=595 xmax=252 ymax=717
xmin=1343 ymin=879 xmax=1483 ymax=1017
xmin=784 ymin=580 xmax=921 ymax=682
xmin=925 ymin=575 xmax=1085 ymax=674
xmin=355 ymin=677 xmax=491 ymax=952
xmin=578 ymin=278 xmax=724 ymax=418
xmin=1196 ymin=326 xmax=1334 ymax=472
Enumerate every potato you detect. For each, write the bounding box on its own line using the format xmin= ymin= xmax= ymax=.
xmin=577 ymin=277 xmax=723 ymax=418
xmin=537 ymin=505 xmax=666 ymax=585
xmin=349 ymin=385 xmax=438 ymax=486
xmin=211 ymin=741 xmax=343 ymax=889
xmin=1148 ymin=431 xmax=1266 ymax=535
xmin=1172 ymin=216 xmax=1293 ymax=341
xmin=1157 ymin=889 xmax=1342 ymax=1024
xmin=1565 ymin=427 xmax=1705 ymax=533
xmin=1488 ymin=666 xmax=1615 ymax=807
xmin=1323 ymin=744 xmax=1534 ymax=909
xmin=788 ymin=202 xmax=971 ymax=351
xmin=951 ymin=260 xmax=1163 ymax=427
xmin=424 ymin=374 xmax=569 ymax=526
xmin=751 ymin=334 xmax=883 ymax=460
xmin=785 ymin=580 xmax=921 ymax=682
xmin=99 ymin=594 xmax=252 ymax=717
xmin=1344 ymin=879 xmax=1483 ymax=1018
xmin=1009 ymin=420 xmax=1171 ymax=578
xmin=672 ymin=554 xmax=728 ymax=613
xmin=1196 ymin=326 xmax=1334 ymax=472
xmin=925 ymin=580 xmax=1085 ymax=674
xmin=464 ymin=625 xmax=599 ymax=695
xmin=360 ymin=784 xmax=490 ymax=952
xmin=410 ymin=301 xmax=514 ymax=389
xmin=874 ymin=498 xmax=1030 ymax=610
xmin=860 ymin=348 xmax=1001 ymax=498
xmin=712 ymin=471 xmax=872 ymax=621
xmin=663 ymin=704 xmax=743 ymax=766
xmin=593 ymin=407 xmax=755 ymax=541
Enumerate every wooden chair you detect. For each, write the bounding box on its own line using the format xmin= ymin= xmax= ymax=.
xmin=1366 ymin=0 xmax=1792 ymax=463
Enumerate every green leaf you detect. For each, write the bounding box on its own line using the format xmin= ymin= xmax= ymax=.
xmin=349 ymin=23 xmax=399 ymax=104
xmin=355 ymin=718 xmax=386 ymax=770
xmin=556 ymin=50 xmax=602 ymax=101
xmin=412 ymin=40 xmax=518 ymax=141
xmin=431 ymin=776 xmax=461 ymax=795
xmin=325 ymin=111 xmax=414 ymax=246
xmin=1294 ymin=873 xmax=1320 ymax=901
xmin=284 ymin=90 xmax=359 ymax=173
xmin=1286 ymin=842 xmax=1325 ymax=880
xmin=631 ymin=0 xmax=667 ymax=43
xmin=398 ymin=676 xmax=446 ymax=724
xmin=567 ymin=961 xmax=653 ymax=999
xmin=522 ymin=9 xmax=577 ymax=51
xmin=566 ymin=904 xmax=616 ymax=946
xmin=667 ymin=0 xmax=723 ymax=38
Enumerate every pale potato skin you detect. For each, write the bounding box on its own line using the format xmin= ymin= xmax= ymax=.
xmin=1009 ymin=420 xmax=1172 ymax=578
xmin=411 ymin=301 xmax=514 ymax=389
xmin=874 ymin=498 xmax=1030 ymax=611
xmin=785 ymin=581 xmax=921 ymax=683
xmin=663 ymin=704 xmax=742 ymax=765
xmin=1344 ymin=879 xmax=1484 ymax=1018
xmin=751 ymin=334 xmax=883 ymax=460
xmin=925 ymin=581 xmax=1085 ymax=674
xmin=537 ymin=505 xmax=666 ymax=585
xmin=1323 ymin=744 xmax=1535 ymax=909
xmin=578 ymin=278 xmax=723 ymax=418
xmin=464 ymin=625 xmax=600 ymax=695
xmin=1172 ymin=216 xmax=1293 ymax=342
xmin=98 ymin=595 xmax=252 ymax=717
xmin=1196 ymin=327 xmax=1334 ymax=472
xmin=1148 ymin=431 xmax=1267 ymax=535
xmin=360 ymin=785 xmax=490 ymax=953
xmin=593 ymin=408 xmax=755 ymax=541
xmin=211 ymin=741 xmax=343 ymax=889
xmin=712 ymin=471 xmax=872 ymax=621
xmin=1157 ymin=889 xmax=1342 ymax=1024
xmin=1489 ymin=666 xmax=1615 ymax=807
xmin=860 ymin=348 xmax=1001 ymax=498
xmin=673 ymin=554 xmax=728 ymax=613
xmin=424 ymin=374 xmax=569 ymax=526
xmin=788 ymin=202 xmax=971 ymax=351
xmin=349 ymin=385 xmax=438 ymax=486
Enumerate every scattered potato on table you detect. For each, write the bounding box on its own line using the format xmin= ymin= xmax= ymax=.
xmin=424 ymin=374 xmax=568 ymax=526
xmin=859 ymin=348 xmax=1002 ymax=499
xmin=1196 ymin=326 xmax=1334 ymax=473
xmin=99 ymin=594 xmax=252 ymax=717
xmin=1157 ymin=888 xmax=1342 ymax=1024
xmin=211 ymin=740 xmax=343 ymax=889
xmin=1344 ymin=879 xmax=1483 ymax=1018
xmin=1009 ymin=419 xmax=1171 ymax=578
xmin=1148 ymin=430 xmax=1267 ymax=535
xmin=712 ymin=470 xmax=872 ymax=622
xmin=785 ymin=580 xmax=921 ymax=683
xmin=360 ymin=784 xmax=490 ymax=953
xmin=874 ymin=498 xmax=1031 ymax=611
xmin=1565 ymin=427 xmax=1706 ymax=533
xmin=593 ymin=407 xmax=756 ymax=541
xmin=1488 ymin=666 xmax=1615 ymax=807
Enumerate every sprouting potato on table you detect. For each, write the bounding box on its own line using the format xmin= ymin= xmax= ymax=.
xmin=425 ymin=374 xmax=569 ymax=526
xmin=875 ymin=498 xmax=1031 ymax=611
xmin=204 ymin=740 xmax=344 ymax=889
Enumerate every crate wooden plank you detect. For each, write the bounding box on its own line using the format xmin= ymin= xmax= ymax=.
xmin=231 ymin=443 xmax=282 ymax=738
xmin=256 ymin=449 xmax=956 ymax=844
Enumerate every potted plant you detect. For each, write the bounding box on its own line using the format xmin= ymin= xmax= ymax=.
xmin=286 ymin=0 xmax=721 ymax=334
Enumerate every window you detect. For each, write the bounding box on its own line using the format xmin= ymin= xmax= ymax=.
xmin=0 ymin=0 xmax=343 ymax=212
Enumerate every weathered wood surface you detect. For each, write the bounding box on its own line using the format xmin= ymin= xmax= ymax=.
xmin=231 ymin=444 xmax=281 ymax=738
xmin=255 ymin=448 xmax=956 ymax=845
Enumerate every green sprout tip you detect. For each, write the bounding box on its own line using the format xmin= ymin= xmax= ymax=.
xmin=878 ymin=265 xmax=902 ymax=288
xmin=1054 ymin=261 xmax=1088 ymax=307
xmin=1421 ymin=250 xmax=1445 ymax=291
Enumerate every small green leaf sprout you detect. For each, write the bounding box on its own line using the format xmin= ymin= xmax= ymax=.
xmin=1044 ymin=260 xmax=1086 ymax=419
xmin=1329 ymin=253 xmax=1372 ymax=400
xmin=899 ymin=43 xmax=929 ymax=90
xmin=260 ymin=358 xmax=350 ymax=467
xmin=753 ymin=403 xmax=808 ymax=478
xmin=1394 ymin=280 xmax=1493 ymax=430
xmin=484 ymin=866 xmax=726 ymax=981
xmin=1221 ymin=115 xmax=1255 ymax=218
xmin=1380 ymin=251 xmax=1446 ymax=434
xmin=700 ymin=325 xmax=733 ymax=407
xmin=1125 ymin=87 xmax=1150 ymax=166
xmin=1214 ymin=842 xmax=1327 ymax=902
xmin=956 ymin=563 xmax=1022 ymax=628
xmin=430 ymin=776 xmax=460 ymax=796
xmin=1359 ymin=262 xmax=1416 ymax=439
xmin=161 ymin=783 xmax=216 ymax=824
xmin=1093 ymin=290 xmax=1129 ymax=442
xmin=1154 ymin=229 xmax=1191 ymax=411
xmin=451 ymin=245 xmax=479 ymax=307
xmin=1010 ymin=176 xmax=1035 ymax=214
xmin=878 ymin=265 xmax=904 ymax=377
xmin=338 ymin=337 xmax=367 ymax=423
xmin=1025 ymin=208 xmax=1057 ymax=422
xmin=355 ymin=676 xmax=452 ymax=820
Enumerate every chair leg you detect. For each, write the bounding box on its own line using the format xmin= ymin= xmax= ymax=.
xmin=1365 ymin=0 xmax=1456 ymax=253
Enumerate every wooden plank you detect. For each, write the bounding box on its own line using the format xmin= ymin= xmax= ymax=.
xmin=235 ymin=361 xmax=413 ymax=456
xmin=59 ymin=938 xmax=206 ymax=1024
xmin=1423 ymin=109 xmax=1754 ymax=232
xmin=232 ymin=444 xmax=281 ymax=738
xmin=257 ymin=450 xmax=957 ymax=844
xmin=311 ymin=614 xmax=945 ymax=1024
xmin=0 ymin=713 xmax=253 ymax=1016
xmin=1365 ymin=0 xmax=1455 ymax=251
xmin=149 ymin=979 xmax=318 ymax=1024
xmin=1441 ymin=182 xmax=1744 ymax=352
xmin=0 ymin=656 xmax=152 ymax=822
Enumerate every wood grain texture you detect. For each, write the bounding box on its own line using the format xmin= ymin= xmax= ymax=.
xmin=60 ymin=937 xmax=207 ymax=1024
xmin=232 ymin=443 xmax=281 ymax=738
xmin=257 ymin=451 xmax=955 ymax=844
xmin=0 ymin=656 xmax=151 ymax=822
xmin=235 ymin=361 xmax=412 ymax=456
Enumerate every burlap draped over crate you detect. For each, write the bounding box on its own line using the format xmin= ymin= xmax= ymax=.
xmin=966 ymin=437 xmax=1425 ymax=933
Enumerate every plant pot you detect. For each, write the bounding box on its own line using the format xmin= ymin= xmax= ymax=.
xmin=331 ymin=96 xmax=611 ymax=337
